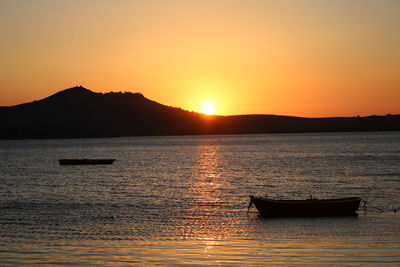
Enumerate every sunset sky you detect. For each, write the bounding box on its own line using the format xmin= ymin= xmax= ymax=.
xmin=1 ymin=0 xmax=399 ymax=117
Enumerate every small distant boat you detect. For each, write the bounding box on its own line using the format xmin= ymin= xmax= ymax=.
xmin=59 ymin=159 xmax=116 ymax=165
xmin=249 ymin=196 xmax=361 ymax=217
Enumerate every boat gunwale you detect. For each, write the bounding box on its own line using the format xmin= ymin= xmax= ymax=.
xmin=59 ymin=159 xmax=116 ymax=165
xmin=250 ymin=196 xmax=361 ymax=204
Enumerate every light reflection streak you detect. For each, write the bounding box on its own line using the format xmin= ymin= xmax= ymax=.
xmin=5 ymin=238 xmax=400 ymax=265
xmin=204 ymin=239 xmax=218 ymax=254
xmin=192 ymin=141 xmax=224 ymax=202
xmin=176 ymin=139 xmax=239 ymax=240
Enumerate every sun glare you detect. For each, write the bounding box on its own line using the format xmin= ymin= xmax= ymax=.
xmin=201 ymin=102 xmax=216 ymax=115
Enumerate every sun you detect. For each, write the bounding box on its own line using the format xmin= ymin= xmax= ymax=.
xmin=201 ymin=101 xmax=216 ymax=115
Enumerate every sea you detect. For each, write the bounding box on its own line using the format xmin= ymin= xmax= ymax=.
xmin=0 ymin=132 xmax=399 ymax=265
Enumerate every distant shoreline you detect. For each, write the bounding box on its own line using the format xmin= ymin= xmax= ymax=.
xmin=1 ymin=130 xmax=400 ymax=141
xmin=1 ymin=87 xmax=399 ymax=140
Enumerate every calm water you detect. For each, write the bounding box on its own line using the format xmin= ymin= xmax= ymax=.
xmin=0 ymin=132 xmax=399 ymax=265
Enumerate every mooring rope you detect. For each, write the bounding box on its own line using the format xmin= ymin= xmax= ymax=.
xmin=247 ymin=196 xmax=254 ymax=214
xmin=361 ymin=199 xmax=386 ymax=213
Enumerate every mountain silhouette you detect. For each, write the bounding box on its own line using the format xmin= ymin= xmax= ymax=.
xmin=0 ymin=86 xmax=399 ymax=139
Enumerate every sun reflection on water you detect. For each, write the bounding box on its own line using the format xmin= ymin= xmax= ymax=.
xmin=191 ymin=141 xmax=224 ymax=199
xmin=172 ymin=139 xmax=242 ymax=240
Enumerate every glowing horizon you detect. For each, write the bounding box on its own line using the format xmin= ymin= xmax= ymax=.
xmin=0 ymin=0 xmax=399 ymax=117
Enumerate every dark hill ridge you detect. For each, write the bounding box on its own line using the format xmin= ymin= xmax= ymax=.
xmin=0 ymin=86 xmax=399 ymax=139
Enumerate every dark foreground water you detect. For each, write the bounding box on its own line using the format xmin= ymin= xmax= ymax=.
xmin=1 ymin=132 xmax=399 ymax=265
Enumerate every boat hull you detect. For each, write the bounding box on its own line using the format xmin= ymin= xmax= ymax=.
xmin=250 ymin=196 xmax=361 ymax=217
xmin=59 ymin=159 xmax=115 ymax=165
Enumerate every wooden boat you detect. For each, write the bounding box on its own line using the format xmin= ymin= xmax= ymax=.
xmin=249 ymin=196 xmax=361 ymax=217
xmin=59 ymin=159 xmax=116 ymax=165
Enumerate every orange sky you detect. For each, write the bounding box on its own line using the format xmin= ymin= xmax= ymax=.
xmin=0 ymin=0 xmax=399 ymax=117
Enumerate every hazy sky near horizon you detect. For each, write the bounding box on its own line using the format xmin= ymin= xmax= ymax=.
xmin=1 ymin=0 xmax=399 ymax=117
